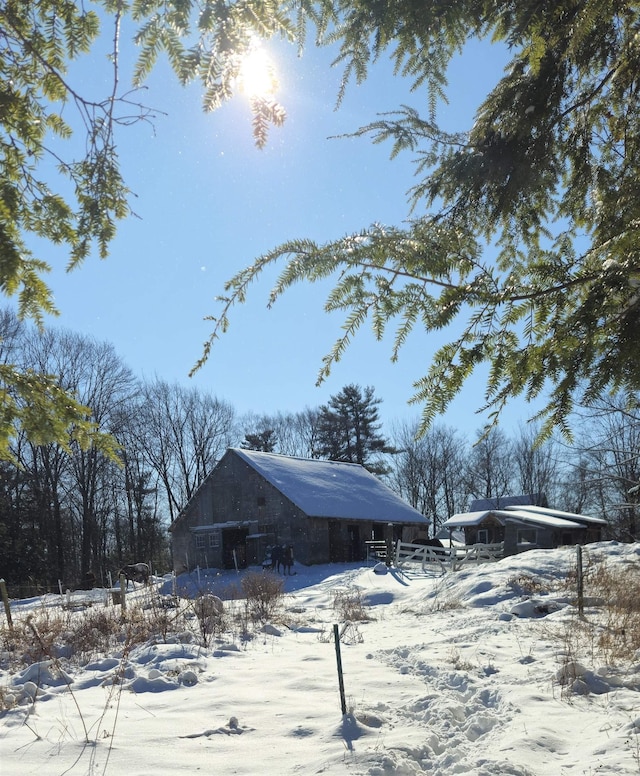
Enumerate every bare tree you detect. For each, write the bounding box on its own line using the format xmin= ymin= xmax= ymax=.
xmin=465 ymin=428 xmax=515 ymax=503
xmin=279 ymin=408 xmax=322 ymax=458
xmin=140 ymin=380 xmax=236 ymax=521
xmin=390 ymin=420 xmax=467 ymax=535
xmin=511 ymin=424 xmax=562 ymax=504
xmin=0 ymin=312 xmax=70 ymax=586
xmin=13 ymin=327 xmax=137 ymax=583
xmin=108 ymin=398 xmax=168 ymax=569
xmin=240 ymin=408 xmax=321 ymax=458
xmin=65 ymin=335 xmax=138 ymax=579
xmin=567 ymin=396 xmax=640 ymax=540
xmin=556 ymin=454 xmax=597 ymax=516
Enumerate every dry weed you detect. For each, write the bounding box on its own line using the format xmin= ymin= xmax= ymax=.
xmin=508 ymin=574 xmax=552 ymax=597
xmin=448 ymin=647 xmax=475 ymax=672
xmin=585 ymin=561 xmax=640 ymax=662
xmin=240 ymin=570 xmax=285 ymax=623
xmin=333 ymin=588 xmax=373 ymax=622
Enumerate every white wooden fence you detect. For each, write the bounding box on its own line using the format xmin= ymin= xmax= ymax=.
xmin=394 ymin=541 xmax=504 ymax=573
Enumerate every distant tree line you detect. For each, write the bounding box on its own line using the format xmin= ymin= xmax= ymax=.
xmin=241 ymin=387 xmax=640 ymax=542
xmin=1 ymin=311 xmax=639 ymax=591
xmin=0 ymin=311 xmax=236 ymax=592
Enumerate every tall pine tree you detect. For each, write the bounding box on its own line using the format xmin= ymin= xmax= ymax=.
xmin=241 ymin=429 xmax=278 ymax=452
xmin=315 ymin=385 xmax=395 ymax=475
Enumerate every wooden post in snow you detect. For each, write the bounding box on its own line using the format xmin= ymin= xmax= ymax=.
xmin=119 ymin=573 xmax=127 ymax=615
xmin=333 ymin=624 xmax=347 ymax=716
xmin=0 ymin=579 xmax=12 ymax=631
xmin=385 ymin=523 xmax=394 ymax=567
xmin=576 ymin=545 xmax=584 ymax=617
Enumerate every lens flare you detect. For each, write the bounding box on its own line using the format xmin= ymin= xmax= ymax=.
xmin=238 ymin=44 xmax=278 ymax=100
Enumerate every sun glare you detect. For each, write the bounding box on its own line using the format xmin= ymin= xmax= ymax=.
xmin=238 ymin=44 xmax=278 ymax=101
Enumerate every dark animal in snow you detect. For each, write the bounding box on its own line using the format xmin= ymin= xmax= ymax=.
xmin=414 ymin=537 xmax=444 ymax=547
xmin=268 ymin=545 xmax=284 ymax=572
xmin=280 ymin=545 xmax=295 ymax=576
xmin=118 ymin=562 xmax=150 ymax=588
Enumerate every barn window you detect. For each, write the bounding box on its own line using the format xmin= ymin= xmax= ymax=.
xmin=195 ymin=534 xmax=206 ymax=550
xmin=257 ymin=496 xmax=266 ymax=507
xmin=477 ymin=529 xmax=489 ymax=544
xmin=208 ymin=531 xmax=220 ymax=548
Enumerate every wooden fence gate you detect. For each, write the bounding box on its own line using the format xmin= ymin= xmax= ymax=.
xmin=394 ymin=541 xmax=504 ymax=572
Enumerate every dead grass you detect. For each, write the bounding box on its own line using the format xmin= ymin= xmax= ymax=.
xmin=542 ymin=554 xmax=640 ymax=703
xmin=333 ymin=588 xmax=373 ymax=622
xmin=190 ymin=593 xmax=229 ymax=646
xmin=447 ymin=647 xmax=475 ymax=672
xmin=240 ymin=570 xmax=285 ymax=624
xmin=0 ymin=575 xmax=288 ymax=710
xmin=582 ymin=559 xmax=640 ymax=663
xmin=508 ymin=573 xmax=553 ymax=597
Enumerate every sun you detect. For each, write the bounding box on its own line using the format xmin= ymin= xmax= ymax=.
xmin=237 ymin=43 xmax=278 ymax=101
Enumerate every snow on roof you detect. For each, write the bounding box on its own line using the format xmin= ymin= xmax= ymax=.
xmin=192 ymin=521 xmax=253 ymax=531
xmin=503 ymin=504 xmax=607 ymax=526
xmin=233 ymin=448 xmax=429 ymax=525
xmin=443 ymin=506 xmax=595 ymax=531
xmin=502 ymin=509 xmax=582 ymax=529
xmin=442 ymin=511 xmax=502 ymax=528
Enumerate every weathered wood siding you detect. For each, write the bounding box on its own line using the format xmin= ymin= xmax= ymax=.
xmin=502 ymin=524 xmax=588 ymax=556
xmin=171 ymin=449 xmax=424 ymax=571
xmin=171 ymin=450 xmax=336 ymax=570
xmin=462 ymin=516 xmax=505 ymax=547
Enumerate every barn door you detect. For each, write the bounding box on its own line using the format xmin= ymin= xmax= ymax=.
xmin=221 ymin=528 xmax=248 ymax=569
xmin=328 ymin=520 xmax=344 ymax=562
xmin=347 ymin=524 xmax=362 ymax=561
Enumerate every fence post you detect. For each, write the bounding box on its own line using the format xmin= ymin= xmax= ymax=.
xmin=0 ymin=579 xmax=12 ymax=631
xmin=576 ymin=545 xmax=584 ymax=617
xmin=333 ymin=624 xmax=347 ymax=716
xmin=119 ymin=573 xmax=127 ymax=615
xmin=385 ymin=523 xmax=394 ymax=567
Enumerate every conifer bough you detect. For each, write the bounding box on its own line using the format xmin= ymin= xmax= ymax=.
xmin=3 ymin=1 xmax=640 ymax=452
xmin=201 ymin=0 xmax=640 ymax=440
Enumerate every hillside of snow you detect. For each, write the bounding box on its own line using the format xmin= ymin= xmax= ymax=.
xmin=2 ymin=542 xmax=640 ymax=775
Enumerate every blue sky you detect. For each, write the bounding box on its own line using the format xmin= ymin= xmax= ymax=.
xmin=37 ymin=25 xmax=531 ymax=437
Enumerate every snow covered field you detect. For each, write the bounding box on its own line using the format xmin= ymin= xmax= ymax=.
xmin=3 ymin=542 xmax=640 ymax=775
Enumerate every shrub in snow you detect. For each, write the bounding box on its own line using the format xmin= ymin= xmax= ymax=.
xmin=240 ymin=571 xmax=285 ymax=623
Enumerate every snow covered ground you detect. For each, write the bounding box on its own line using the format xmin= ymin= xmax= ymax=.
xmin=3 ymin=542 xmax=640 ymax=775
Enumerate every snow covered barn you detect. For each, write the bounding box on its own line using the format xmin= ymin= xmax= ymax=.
xmin=441 ymin=503 xmax=606 ymax=556
xmin=169 ymin=448 xmax=430 ymax=571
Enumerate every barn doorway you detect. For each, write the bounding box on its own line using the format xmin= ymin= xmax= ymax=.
xmin=221 ymin=527 xmax=249 ymax=569
xmin=328 ymin=520 xmax=344 ymax=562
xmin=347 ymin=524 xmax=362 ymax=561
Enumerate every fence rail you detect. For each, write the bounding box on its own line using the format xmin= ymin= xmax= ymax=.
xmin=395 ymin=541 xmax=504 ymax=572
